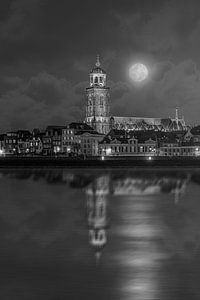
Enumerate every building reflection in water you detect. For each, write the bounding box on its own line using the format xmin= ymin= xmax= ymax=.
xmin=114 ymin=173 xmax=190 ymax=300
xmin=84 ymin=171 xmax=190 ymax=299
xmin=86 ymin=175 xmax=109 ymax=263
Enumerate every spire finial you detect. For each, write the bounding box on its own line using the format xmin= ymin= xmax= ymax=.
xmin=175 ymin=107 xmax=179 ymax=121
xmin=96 ymin=54 xmax=100 ymax=67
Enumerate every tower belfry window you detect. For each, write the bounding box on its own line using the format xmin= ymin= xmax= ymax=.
xmin=95 ymin=77 xmax=98 ymax=84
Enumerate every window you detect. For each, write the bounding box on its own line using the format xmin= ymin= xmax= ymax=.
xmin=99 ymin=233 xmax=104 ymax=241
xmin=95 ymin=76 xmax=98 ymax=84
xmin=100 ymin=205 xmax=104 ymax=216
xmin=100 ymin=96 xmax=104 ymax=106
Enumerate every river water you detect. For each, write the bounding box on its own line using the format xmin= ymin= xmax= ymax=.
xmin=0 ymin=168 xmax=200 ymax=299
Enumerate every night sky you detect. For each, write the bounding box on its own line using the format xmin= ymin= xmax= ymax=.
xmin=0 ymin=0 xmax=200 ymax=131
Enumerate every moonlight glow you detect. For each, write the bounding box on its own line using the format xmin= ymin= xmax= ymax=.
xmin=129 ymin=63 xmax=149 ymax=82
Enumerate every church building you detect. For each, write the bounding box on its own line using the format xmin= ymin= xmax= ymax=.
xmin=85 ymin=56 xmax=187 ymax=134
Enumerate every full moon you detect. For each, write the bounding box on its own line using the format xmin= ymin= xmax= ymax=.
xmin=129 ymin=63 xmax=149 ymax=82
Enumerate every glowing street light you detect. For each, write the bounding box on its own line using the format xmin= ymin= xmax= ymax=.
xmin=0 ymin=149 xmax=5 ymax=156
xmin=195 ymin=147 xmax=200 ymax=156
xmin=106 ymin=147 xmax=111 ymax=156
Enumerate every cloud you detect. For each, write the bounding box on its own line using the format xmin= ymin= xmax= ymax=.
xmin=0 ymin=72 xmax=85 ymax=131
xmin=26 ymin=72 xmax=71 ymax=105
xmin=155 ymin=60 xmax=200 ymax=119
xmin=0 ymin=0 xmax=41 ymax=41
xmin=109 ymin=80 xmax=130 ymax=99
xmin=111 ymin=0 xmax=200 ymax=58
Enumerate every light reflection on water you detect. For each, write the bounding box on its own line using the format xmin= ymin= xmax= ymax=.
xmin=0 ymin=168 xmax=199 ymax=299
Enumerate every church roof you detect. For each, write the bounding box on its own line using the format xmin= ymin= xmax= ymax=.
xmin=160 ymin=118 xmax=172 ymax=129
xmin=68 ymin=122 xmax=94 ymax=131
xmin=75 ymin=130 xmax=102 ymax=136
xmin=112 ymin=115 xmax=187 ymax=131
xmin=112 ymin=116 xmax=162 ymax=126
xmin=190 ymin=125 xmax=200 ymax=135
xmin=99 ymin=129 xmax=157 ymax=144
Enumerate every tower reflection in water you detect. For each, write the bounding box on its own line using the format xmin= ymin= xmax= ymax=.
xmin=84 ymin=171 xmax=190 ymax=299
xmin=86 ymin=175 xmax=109 ymax=263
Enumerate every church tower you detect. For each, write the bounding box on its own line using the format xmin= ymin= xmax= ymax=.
xmin=85 ymin=55 xmax=110 ymax=134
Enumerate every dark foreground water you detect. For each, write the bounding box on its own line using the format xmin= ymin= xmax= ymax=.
xmin=0 ymin=168 xmax=200 ymax=299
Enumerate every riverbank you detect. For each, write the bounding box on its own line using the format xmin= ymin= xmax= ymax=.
xmin=0 ymin=156 xmax=200 ymax=167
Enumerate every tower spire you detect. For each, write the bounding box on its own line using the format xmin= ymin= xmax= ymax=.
xmin=175 ymin=107 xmax=179 ymax=129
xmin=175 ymin=107 xmax=179 ymax=121
xmin=96 ymin=54 xmax=100 ymax=67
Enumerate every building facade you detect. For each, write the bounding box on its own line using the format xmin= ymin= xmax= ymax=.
xmin=75 ymin=131 xmax=104 ymax=157
xmin=158 ymin=145 xmax=200 ymax=156
xmin=99 ymin=134 xmax=157 ymax=156
xmin=3 ymin=132 xmax=18 ymax=154
xmin=42 ymin=126 xmax=64 ymax=155
xmin=61 ymin=122 xmax=97 ymax=156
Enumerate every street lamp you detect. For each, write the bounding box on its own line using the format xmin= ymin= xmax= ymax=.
xmin=0 ymin=149 xmax=5 ymax=156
